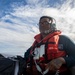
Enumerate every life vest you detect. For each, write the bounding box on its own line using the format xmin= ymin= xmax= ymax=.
xmin=32 ymin=31 xmax=66 ymax=62
xmin=27 ymin=31 xmax=67 ymax=74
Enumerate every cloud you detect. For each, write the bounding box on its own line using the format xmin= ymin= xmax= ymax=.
xmin=0 ymin=0 xmax=75 ymax=56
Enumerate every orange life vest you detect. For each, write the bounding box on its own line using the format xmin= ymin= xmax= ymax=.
xmin=32 ymin=31 xmax=66 ymax=62
xmin=27 ymin=31 xmax=67 ymax=74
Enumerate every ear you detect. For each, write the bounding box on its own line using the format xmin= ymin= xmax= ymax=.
xmin=50 ymin=23 xmax=56 ymax=30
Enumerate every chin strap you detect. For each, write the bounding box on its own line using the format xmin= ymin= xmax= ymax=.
xmin=34 ymin=60 xmax=59 ymax=75
xmin=34 ymin=60 xmax=49 ymax=75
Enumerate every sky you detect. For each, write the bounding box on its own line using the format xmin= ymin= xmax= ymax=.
xmin=0 ymin=0 xmax=75 ymax=57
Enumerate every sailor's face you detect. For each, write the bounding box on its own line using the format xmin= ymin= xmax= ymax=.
xmin=39 ymin=18 xmax=51 ymax=34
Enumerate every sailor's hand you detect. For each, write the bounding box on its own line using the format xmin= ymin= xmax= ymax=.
xmin=45 ymin=57 xmax=66 ymax=72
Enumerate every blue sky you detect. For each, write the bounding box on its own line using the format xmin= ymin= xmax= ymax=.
xmin=0 ymin=0 xmax=65 ymax=17
xmin=0 ymin=0 xmax=75 ymax=57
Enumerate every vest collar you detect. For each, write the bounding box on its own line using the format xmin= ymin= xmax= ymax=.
xmin=34 ymin=30 xmax=61 ymax=43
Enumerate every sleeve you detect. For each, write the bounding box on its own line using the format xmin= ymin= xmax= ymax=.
xmin=24 ymin=40 xmax=37 ymax=61
xmin=24 ymin=46 xmax=32 ymax=61
xmin=62 ymin=35 xmax=75 ymax=67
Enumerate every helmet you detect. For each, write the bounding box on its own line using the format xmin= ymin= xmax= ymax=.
xmin=39 ymin=16 xmax=57 ymax=32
